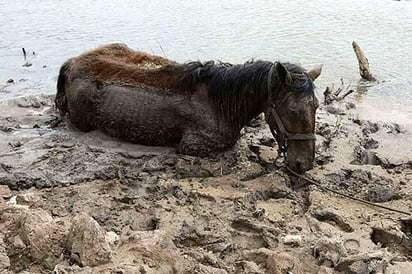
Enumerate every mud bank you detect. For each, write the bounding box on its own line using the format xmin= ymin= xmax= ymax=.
xmin=0 ymin=94 xmax=411 ymax=273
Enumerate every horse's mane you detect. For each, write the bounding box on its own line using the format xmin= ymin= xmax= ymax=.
xmin=183 ymin=60 xmax=271 ymax=96
xmin=182 ymin=60 xmax=314 ymax=97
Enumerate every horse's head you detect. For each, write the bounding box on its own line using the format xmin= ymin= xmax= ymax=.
xmin=265 ymin=62 xmax=321 ymax=174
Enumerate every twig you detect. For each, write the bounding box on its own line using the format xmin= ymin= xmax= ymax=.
xmin=340 ymin=89 xmax=354 ymax=100
xmin=22 ymin=48 xmax=27 ymax=61
xmin=155 ymin=39 xmax=167 ymax=58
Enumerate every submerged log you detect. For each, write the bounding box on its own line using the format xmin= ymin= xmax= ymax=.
xmin=352 ymin=41 xmax=376 ymax=81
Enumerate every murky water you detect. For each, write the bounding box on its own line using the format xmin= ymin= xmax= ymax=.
xmin=1 ymin=0 xmax=411 ymax=123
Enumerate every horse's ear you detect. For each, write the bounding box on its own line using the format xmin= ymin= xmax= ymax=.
xmin=276 ymin=63 xmax=292 ymax=84
xmin=307 ymin=65 xmax=323 ymax=81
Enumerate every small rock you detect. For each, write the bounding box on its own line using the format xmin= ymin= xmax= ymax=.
xmin=12 ymin=235 xmax=26 ymax=249
xmin=16 ymin=97 xmax=42 ymax=108
xmin=347 ymin=261 xmax=369 ymax=274
xmin=345 ymin=102 xmax=356 ymax=110
xmin=6 ymin=196 xmax=30 ymax=209
xmin=67 ymin=213 xmax=112 ymax=267
xmin=142 ymin=157 xmax=166 ymax=172
xmin=105 ymin=231 xmax=119 ymax=247
xmin=61 ymin=142 xmax=75 ymax=148
xmin=15 ymin=192 xmax=41 ymax=206
xmin=257 ymin=146 xmax=277 ymax=165
xmin=283 ymin=235 xmax=303 ymax=246
xmin=45 ymin=142 xmax=55 ymax=148
xmin=237 ymin=162 xmax=264 ymax=181
xmin=325 ymin=105 xmax=345 ymax=115
xmin=6 ymin=79 xmax=14 ymax=83
xmin=266 ymin=252 xmax=297 ymax=274
xmin=0 ymin=185 xmax=12 ymax=199
xmin=352 ymin=114 xmax=361 ymax=125
xmin=22 ymin=61 xmax=32 ymax=67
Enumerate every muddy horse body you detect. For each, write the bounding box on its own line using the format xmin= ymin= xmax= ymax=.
xmin=56 ymin=43 xmax=320 ymax=172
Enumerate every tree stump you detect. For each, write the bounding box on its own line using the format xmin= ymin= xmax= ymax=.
xmin=352 ymin=41 xmax=376 ymax=81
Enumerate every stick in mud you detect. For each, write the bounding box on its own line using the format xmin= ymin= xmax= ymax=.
xmin=22 ymin=48 xmax=27 ymax=61
xmin=352 ymin=41 xmax=376 ymax=81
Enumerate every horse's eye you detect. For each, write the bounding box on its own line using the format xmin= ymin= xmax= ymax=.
xmin=288 ymin=108 xmax=298 ymax=116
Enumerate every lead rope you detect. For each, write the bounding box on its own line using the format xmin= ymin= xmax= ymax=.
xmin=285 ymin=165 xmax=411 ymax=216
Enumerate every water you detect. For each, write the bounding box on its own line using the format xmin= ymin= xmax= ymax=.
xmin=1 ymin=0 xmax=411 ymax=123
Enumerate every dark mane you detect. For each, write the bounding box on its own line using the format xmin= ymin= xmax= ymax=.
xmin=182 ymin=60 xmax=313 ymax=97
xmin=184 ymin=60 xmax=272 ymax=97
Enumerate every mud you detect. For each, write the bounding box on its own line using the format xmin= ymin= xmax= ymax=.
xmin=0 ymin=94 xmax=411 ymax=273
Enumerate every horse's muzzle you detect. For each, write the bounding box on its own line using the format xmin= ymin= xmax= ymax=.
xmin=286 ymin=139 xmax=315 ymax=174
xmin=287 ymin=159 xmax=313 ymax=174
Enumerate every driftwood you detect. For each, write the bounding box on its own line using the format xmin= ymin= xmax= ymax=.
xmin=22 ymin=47 xmax=27 ymax=61
xmin=22 ymin=47 xmax=32 ymax=67
xmin=352 ymin=41 xmax=376 ymax=81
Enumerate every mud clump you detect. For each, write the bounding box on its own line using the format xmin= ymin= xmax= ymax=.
xmin=324 ymin=169 xmax=400 ymax=203
xmin=66 ymin=213 xmax=112 ymax=267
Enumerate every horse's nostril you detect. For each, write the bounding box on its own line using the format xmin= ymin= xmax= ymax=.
xmin=296 ymin=162 xmax=303 ymax=172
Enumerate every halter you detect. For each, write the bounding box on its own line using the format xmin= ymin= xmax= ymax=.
xmin=266 ymin=63 xmax=316 ymax=155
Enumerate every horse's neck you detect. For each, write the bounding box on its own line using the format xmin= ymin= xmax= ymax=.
xmin=238 ymin=88 xmax=268 ymax=128
xmin=213 ymin=86 xmax=268 ymax=131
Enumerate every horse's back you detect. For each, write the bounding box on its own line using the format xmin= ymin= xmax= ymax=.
xmin=72 ymin=43 xmax=181 ymax=89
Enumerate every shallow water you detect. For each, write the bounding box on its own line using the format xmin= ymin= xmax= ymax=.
xmin=0 ymin=0 xmax=411 ymax=123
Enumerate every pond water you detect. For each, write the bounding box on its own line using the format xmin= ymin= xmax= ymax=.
xmin=0 ymin=0 xmax=411 ymax=123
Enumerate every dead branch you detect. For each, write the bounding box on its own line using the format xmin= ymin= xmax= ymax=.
xmin=323 ymin=79 xmax=354 ymax=105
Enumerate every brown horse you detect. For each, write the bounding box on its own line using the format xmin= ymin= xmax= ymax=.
xmin=55 ymin=43 xmax=321 ymax=173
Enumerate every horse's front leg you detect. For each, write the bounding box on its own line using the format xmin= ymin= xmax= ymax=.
xmin=178 ymin=128 xmax=236 ymax=157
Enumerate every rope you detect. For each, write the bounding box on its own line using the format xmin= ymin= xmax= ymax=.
xmin=285 ymin=166 xmax=411 ymax=216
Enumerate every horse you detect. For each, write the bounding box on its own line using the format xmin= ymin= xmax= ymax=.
xmin=55 ymin=43 xmax=321 ymax=173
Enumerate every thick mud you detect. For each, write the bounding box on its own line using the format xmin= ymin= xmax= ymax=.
xmin=0 ymin=95 xmax=411 ymax=273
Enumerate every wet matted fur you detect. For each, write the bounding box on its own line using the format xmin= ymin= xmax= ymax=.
xmin=56 ymin=43 xmax=320 ymax=172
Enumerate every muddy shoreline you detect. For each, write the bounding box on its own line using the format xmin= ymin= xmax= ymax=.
xmin=0 ymin=94 xmax=411 ymax=273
